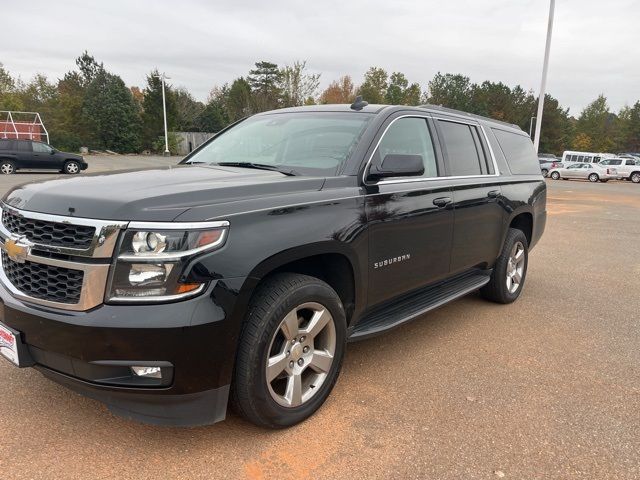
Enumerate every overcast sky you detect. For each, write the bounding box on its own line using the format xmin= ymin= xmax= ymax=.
xmin=2 ymin=0 xmax=638 ymax=115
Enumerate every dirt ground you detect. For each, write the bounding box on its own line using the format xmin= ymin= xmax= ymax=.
xmin=0 ymin=160 xmax=639 ymax=479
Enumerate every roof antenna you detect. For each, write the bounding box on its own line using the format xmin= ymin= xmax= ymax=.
xmin=350 ymin=95 xmax=368 ymax=111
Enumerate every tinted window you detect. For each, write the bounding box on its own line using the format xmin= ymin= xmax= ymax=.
xmin=626 ymin=160 xmax=636 ymax=165
xmin=32 ymin=142 xmax=52 ymax=153
xmin=492 ymin=128 xmax=539 ymax=175
xmin=609 ymin=159 xmax=622 ymax=165
xmin=438 ymin=121 xmax=486 ymax=176
xmin=376 ymin=117 xmax=438 ymax=177
xmin=16 ymin=142 xmax=31 ymax=152
xmin=0 ymin=139 xmax=12 ymax=150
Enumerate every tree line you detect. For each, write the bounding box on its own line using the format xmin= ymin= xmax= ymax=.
xmin=1 ymin=52 xmax=638 ymax=155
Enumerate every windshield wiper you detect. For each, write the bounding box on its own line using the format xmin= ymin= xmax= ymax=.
xmin=215 ymin=162 xmax=298 ymax=176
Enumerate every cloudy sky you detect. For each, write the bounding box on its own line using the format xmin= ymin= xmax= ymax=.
xmin=2 ymin=0 xmax=638 ymax=115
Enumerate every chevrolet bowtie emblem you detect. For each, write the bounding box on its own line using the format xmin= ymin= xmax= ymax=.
xmin=4 ymin=236 xmax=31 ymax=264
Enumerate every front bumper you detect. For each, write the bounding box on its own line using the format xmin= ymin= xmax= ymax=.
xmin=0 ymin=276 xmax=247 ymax=426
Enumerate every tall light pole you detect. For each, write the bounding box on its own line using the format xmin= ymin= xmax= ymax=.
xmin=533 ymin=0 xmax=555 ymax=153
xmin=529 ymin=116 xmax=536 ymax=137
xmin=154 ymin=72 xmax=171 ymax=156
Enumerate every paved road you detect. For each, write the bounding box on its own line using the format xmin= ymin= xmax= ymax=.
xmin=0 ymin=166 xmax=639 ymax=479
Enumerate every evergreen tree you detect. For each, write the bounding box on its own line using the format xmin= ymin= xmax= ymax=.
xmin=141 ymin=70 xmax=177 ymax=149
xmin=248 ymin=61 xmax=282 ymax=112
xmin=225 ymin=77 xmax=253 ymax=122
xmin=83 ymin=70 xmax=142 ymax=152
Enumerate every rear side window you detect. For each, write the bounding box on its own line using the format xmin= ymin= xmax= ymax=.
xmin=492 ymin=129 xmax=540 ymax=175
xmin=376 ymin=117 xmax=438 ymax=178
xmin=438 ymin=120 xmax=489 ymax=176
xmin=626 ymin=160 xmax=637 ymax=165
xmin=16 ymin=142 xmax=31 ymax=152
xmin=0 ymin=139 xmax=12 ymax=150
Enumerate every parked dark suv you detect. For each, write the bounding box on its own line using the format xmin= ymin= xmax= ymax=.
xmin=0 ymin=139 xmax=87 ymax=174
xmin=0 ymin=102 xmax=546 ymax=428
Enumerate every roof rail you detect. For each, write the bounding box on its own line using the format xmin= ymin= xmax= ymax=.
xmin=417 ymin=104 xmax=521 ymax=130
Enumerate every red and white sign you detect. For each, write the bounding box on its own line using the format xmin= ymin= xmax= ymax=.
xmin=0 ymin=323 xmax=19 ymax=365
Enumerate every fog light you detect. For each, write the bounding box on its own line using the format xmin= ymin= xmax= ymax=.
xmin=131 ymin=366 xmax=162 ymax=379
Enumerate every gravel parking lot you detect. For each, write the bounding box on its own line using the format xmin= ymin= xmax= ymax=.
xmin=0 ymin=159 xmax=639 ymax=479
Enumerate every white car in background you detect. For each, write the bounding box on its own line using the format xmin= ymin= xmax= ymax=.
xmin=599 ymin=157 xmax=640 ymax=183
xmin=548 ymin=162 xmax=618 ymax=183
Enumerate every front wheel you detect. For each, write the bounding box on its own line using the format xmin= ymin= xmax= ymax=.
xmin=232 ymin=273 xmax=346 ymax=428
xmin=0 ymin=161 xmax=15 ymax=174
xmin=588 ymin=173 xmax=599 ymax=183
xmin=541 ymin=168 xmax=548 ymax=177
xmin=481 ymin=228 xmax=528 ymax=304
xmin=550 ymin=171 xmax=560 ymax=180
xmin=64 ymin=161 xmax=80 ymax=174
xmin=631 ymin=172 xmax=640 ymax=184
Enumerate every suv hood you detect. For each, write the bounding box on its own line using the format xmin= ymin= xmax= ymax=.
xmin=2 ymin=165 xmax=326 ymax=221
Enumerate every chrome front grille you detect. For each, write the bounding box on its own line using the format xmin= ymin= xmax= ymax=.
xmin=0 ymin=205 xmax=128 ymax=311
xmin=1 ymin=208 xmax=95 ymax=249
xmin=1 ymin=251 xmax=84 ymax=304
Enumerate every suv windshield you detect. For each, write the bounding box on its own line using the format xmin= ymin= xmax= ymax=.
xmin=184 ymin=112 xmax=372 ymax=176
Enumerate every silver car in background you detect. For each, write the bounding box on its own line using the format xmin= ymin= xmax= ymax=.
xmin=548 ymin=162 xmax=618 ymax=183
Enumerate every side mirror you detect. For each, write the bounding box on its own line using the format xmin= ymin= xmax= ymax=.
xmin=370 ymin=154 xmax=424 ymax=179
xmin=50 ymin=149 xmax=56 ymax=154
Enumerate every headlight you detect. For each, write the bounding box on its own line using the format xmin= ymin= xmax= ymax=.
xmin=106 ymin=220 xmax=229 ymax=302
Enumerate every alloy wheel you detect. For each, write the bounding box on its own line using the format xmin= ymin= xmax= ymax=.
xmin=631 ymin=173 xmax=640 ymax=184
xmin=589 ymin=173 xmax=598 ymax=182
xmin=506 ymin=241 xmax=525 ymax=294
xmin=265 ymin=302 xmax=336 ymax=408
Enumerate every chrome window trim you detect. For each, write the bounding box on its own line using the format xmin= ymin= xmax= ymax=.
xmin=362 ymin=114 xmax=500 ymax=186
xmin=0 ymin=239 xmax=110 ymax=311
xmin=0 ymin=204 xmax=128 ymax=258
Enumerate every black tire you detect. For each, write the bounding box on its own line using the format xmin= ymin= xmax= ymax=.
xmin=631 ymin=172 xmax=640 ymax=184
xmin=64 ymin=161 xmax=80 ymax=174
xmin=541 ymin=168 xmax=548 ymax=177
xmin=600 ymin=179 xmax=608 ymax=183
xmin=588 ymin=173 xmax=599 ymax=183
xmin=232 ymin=273 xmax=346 ymax=428
xmin=481 ymin=228 xmax=529 ymax=304
xmin=550 ymin=171 xmax=560 ymax=180
xmin=0 ymin=160 xmax=15 ymax=175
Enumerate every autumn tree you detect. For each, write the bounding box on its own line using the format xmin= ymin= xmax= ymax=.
xmin=319 ymin=76 xmax=356 ymax=104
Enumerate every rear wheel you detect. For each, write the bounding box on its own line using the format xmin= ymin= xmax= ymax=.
xmin=481 ymin=228 xmax=528 ymax=304
xmin=64 ymin=161 xmax=80 ymax=174
xmin=588 ymin=173 xmax=599 ymax=183
xmin=0 ymin=160 xmax=15 ymax=175
xmin=631 ymin=172 xmax=640 ymax=184
xmin=550 ymin=171 xmax=560 ymax=180
xmin=232 ymin=273 xmax=346 ymax=428
xmin=541 ymin=168 xmax=548 ymax=177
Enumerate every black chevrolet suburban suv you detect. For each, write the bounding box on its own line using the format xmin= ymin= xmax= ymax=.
xmin=0 ymin=103 xmax=546 ymax=428
xmin=0 ymin=139 xmax=88 ymax=174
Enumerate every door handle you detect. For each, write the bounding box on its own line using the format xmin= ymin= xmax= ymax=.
xmin=487 ymin=190 xmax=500 ymax=198
xmin=433 ymin=197 xmax=452 ymax=208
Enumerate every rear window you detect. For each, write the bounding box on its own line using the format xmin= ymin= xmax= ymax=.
xmin=492 ymin=129 xmax=539 ymax=175
xmin=0 ymin=139 xmax=12 ymax=150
